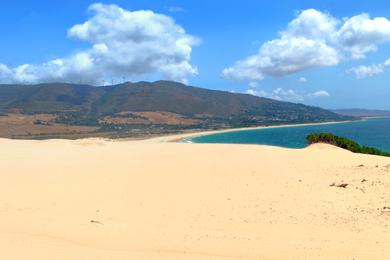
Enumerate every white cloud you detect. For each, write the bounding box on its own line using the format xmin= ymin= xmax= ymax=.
xmin=245 ymin=87 xmax=330 ymax=102
xmin=348 ymin=57 xmax=390 ymax=79
xmin=271 ymin=88 xmax=305 ymax=102
xmin=0 ymin=64 xmax=12 ymax=82
xmin=337 ymin=14 xmax=390 ymax=59
xmin=223 ymin=35 xmax=339 ymax=81
xmin=245 ymin=88 xmax=304 ymax=102
xmin=384 ymin=58 xmax=390 ymax=67
xmin=0 ymin=3 xmax=198 ymax=85
xmin=245 ymin=88 xmax=268 ymax=98
xmin=298 ymin=77 xmax=307 ymax=83
xmin=285 ymin=9 xmax=339 ymax=40
xmin=248 ymin=81 xmax=260 ymax=88
xmin=310 ymin=90 xmax=330 ymax=97
xmin=223 ymin=9 xmax=390 ymax=82
xmin=348 ymin=64 xmax=384 ymax=79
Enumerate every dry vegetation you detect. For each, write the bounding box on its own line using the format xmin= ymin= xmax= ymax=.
xmin=0 ymin=113 xmax=97 ymax=138
xmin=134 ymin=111 xmax=201 ymax=125
xmin=100 ymin=111 xmax=201 ymax=125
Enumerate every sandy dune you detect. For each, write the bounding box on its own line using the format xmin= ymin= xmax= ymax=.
xmin=1 ymin=136 xmax=390 ymax=259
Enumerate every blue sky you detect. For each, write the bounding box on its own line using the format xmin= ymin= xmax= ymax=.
xmin=1 ymin=0 xmax=390 ymax=109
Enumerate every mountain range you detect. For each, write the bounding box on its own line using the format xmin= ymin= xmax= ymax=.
xmin=333 ymin=109 xmax=390 ymax=117
xmin=0 ymin=81 xmax=351 ymax=138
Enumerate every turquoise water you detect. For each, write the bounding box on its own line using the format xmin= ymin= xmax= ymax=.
xmin=190 ymin=117 xmax=390 ymax=152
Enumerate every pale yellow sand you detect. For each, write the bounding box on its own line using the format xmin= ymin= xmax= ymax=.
xmin=1 ymin=136 xmax=390 ymax=259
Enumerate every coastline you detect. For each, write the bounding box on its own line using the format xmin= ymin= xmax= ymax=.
xmin=147 ymin=119 xmax=356 ymax=143
xmin=362 ymin=115 xmax=390 ymax=119
xmin=4 ymin=115 xmax=390 ymax=260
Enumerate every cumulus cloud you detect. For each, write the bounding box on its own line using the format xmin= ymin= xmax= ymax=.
xmin=245 ymin=88 xmax=304 ymax=102
xmin=0 ymin=3 xmax=198 ymax=85
xmin=245 ymin=87 xmax=330 ymax=103
xmin=337 ymin=14 xmax=390 ymax=59
xmin=348 ymin=64 xmax=384 ymax=79
xmin=348 ymin=58 xmax=390 ymax=79
xmin=310 ymin=90 xmax=330 ymax=97
xmin=298 ymin=77 xmax=307 ymax=83
xmin=222 ymin=35 xmax=339 ymax=81
xmin=245 ymin=78 xmax=329 ymax=102
xmin=248 ymin=81 xmax=260 ymax=88
xmin=246 ymin=88 xmax=268 ymax=98
xmin=270 ymin=88 xmax=305 ymax=102
xmin=223 ymin=9 xmax=390 ymax=82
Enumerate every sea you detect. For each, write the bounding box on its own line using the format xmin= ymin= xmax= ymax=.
xmin=189 ymin=117 xmax=390 ymax=152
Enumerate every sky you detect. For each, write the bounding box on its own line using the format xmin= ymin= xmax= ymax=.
xmin=1 ymin=0 xmax=390 ymax=110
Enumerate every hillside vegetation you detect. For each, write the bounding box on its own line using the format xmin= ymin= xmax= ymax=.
xmin=0 ymin=81 xmax=354 ymax=138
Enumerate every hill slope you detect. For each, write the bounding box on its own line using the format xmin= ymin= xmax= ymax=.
xmin=0 ymin=81 xmax=351 ymax=138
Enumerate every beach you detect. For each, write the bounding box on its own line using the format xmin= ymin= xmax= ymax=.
xmin=152 ymin=119 xmax=357 ymax=143
xmin=1 ymin=134 xmax=390 ymax=259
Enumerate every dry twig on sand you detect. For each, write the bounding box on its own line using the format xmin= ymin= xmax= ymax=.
xmin=90 ymin=220 xmax=103 ymax=225
xmin=330 ymin=182 xmax=349 ymax=188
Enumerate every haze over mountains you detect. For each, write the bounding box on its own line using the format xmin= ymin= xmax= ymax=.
xmin=333 ymin=109 xmax=390 ymax=117
xmin=0 ymin=80 xmax=350 ymax=139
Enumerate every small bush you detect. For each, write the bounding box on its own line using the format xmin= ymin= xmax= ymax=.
xmin=307 ymin=133 xmax=390 ymax=157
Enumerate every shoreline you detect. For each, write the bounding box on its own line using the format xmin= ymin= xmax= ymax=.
xmin=0 ymin=118 xmax=360 ymax=144
xmin=149 ymin=119 xmax=357 ymax=143
xmin=362 ymin=115 xmax=390 ymax=119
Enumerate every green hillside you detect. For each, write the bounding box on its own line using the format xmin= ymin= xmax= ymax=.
xmin=0 ymin=81 xmax=353 ymax=130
